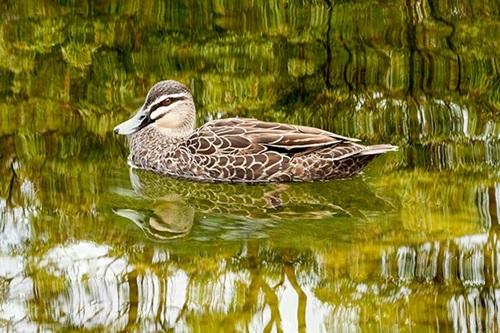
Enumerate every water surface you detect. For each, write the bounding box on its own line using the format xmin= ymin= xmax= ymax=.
xmin=1 ymin=1 xmax=500 ymax=332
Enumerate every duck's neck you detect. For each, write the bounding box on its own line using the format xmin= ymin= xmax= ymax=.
xmin=153 ymin=124 xmax=194 ymax=141
xmin=133 ymin=125 xmax=190 ymax=145
xmin=129 ymin=125 xmax=191 ymax=168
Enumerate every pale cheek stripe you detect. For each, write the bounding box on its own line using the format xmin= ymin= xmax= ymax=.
xmin=151 ymin=106 xmax=170 ymax=120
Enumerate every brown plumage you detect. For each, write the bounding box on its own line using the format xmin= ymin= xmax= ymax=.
xmin=114 ymin=80 xmax=398 ymax=183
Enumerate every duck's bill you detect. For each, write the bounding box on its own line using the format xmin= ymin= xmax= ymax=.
xmin=114 ymin=107 xmax=153 ymax=135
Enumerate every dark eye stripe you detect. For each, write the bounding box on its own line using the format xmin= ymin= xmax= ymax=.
xmin=151 ymin=96 xmax=184 ymax=112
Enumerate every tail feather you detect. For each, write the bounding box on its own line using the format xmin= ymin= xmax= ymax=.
xmin=359 ymin=144 xmax=398 ymax=156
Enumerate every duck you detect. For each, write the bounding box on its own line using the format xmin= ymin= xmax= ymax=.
xmin=114 ymin=80 xmax=398 ymax=183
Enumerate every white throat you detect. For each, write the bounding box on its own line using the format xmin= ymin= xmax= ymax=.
xmin=153 ymin=124 xmax=193 ymax=139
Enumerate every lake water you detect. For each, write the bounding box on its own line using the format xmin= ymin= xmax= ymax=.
xmin=1 ymin=1 xmax=500 ymax=332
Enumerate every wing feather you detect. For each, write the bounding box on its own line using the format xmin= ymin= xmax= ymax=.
xmin=193 ymin=117 xmax=360 ymax=155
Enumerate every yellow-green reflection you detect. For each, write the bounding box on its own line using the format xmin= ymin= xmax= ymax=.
xmin=1 ymin=0 xmax=500 ymax=331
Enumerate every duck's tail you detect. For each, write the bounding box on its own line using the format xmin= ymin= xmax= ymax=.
xmin=359 ymin=144 xmax=399 ymax=156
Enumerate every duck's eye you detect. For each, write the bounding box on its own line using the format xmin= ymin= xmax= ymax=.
xmin=162 ymin=98 xmax=171 ymax=106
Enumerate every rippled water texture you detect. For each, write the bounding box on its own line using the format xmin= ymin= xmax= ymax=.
xmin=1 ymin=1 xmax=500 ymax=332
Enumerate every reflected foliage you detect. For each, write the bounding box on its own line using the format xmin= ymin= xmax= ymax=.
xmin=1 ymin=0 xmax=500 ymax=331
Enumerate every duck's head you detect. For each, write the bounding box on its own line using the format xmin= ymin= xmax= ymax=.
xmin=114 ymin=80 xmax=196 ymax=136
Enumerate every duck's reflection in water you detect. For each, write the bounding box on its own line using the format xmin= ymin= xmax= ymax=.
xmin=114 ymin=198 xmax=195 ymax=240
xmin=114 ymin=167 xmax=395 ymax=241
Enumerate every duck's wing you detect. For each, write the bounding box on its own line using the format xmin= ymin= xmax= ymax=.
xmin=188 ymin=118 xmax=361 ymax=155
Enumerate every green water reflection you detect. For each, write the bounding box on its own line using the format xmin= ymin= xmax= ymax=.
xmin=1 ymin=0 xmax=500 ymax=332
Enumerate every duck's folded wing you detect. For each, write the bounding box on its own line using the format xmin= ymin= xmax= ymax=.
xmin=190 ymin=118 xmax=360 ymax=155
